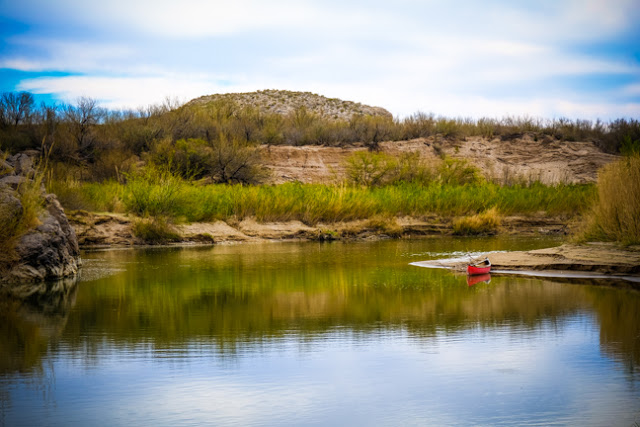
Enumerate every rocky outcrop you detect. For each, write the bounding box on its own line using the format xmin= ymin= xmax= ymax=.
xmin=0 ymin=152 xmax=81 ymax=288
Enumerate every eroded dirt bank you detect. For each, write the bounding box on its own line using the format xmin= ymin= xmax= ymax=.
xmin=68 ymin=211 xmax=570 ymax=247
xmin=263 ymin=135 xmax=619 ymax=185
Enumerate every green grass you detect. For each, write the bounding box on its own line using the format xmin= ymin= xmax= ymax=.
xmin=131 ymin=217 xmax=181 ymax=244
xmin=56 ymin=177 xmax=595 ymax=226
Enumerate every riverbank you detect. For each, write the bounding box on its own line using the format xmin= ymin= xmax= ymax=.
xmin=412 ymin=243 xmax=640 ymax=280
xmin=489 ymin=243 xmax=640 ymax=276
xmin=68 ymin=210 xmax=573 ymax=247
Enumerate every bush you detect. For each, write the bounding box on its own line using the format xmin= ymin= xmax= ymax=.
xmin=452 ymin=207 xmax=501 ymax=235
xmin=438 ymin=158 xmax=483 ymax=185
xmin=132 ymin=217 xmax=181 ymax=244
xmin=345 ymin=151 xmax=435 ymax=187
xmin=583 ymin=153 xmax=640 ymax=244
xmin=345 ymin=151 xmax=397 ymax=186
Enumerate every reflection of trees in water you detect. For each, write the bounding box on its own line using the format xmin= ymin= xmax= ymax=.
xmin=3 ymin=256 xmax=640 ymax=379
xmin=585 ymin=285 xmax=640 ymax=371
xmin=60 ymin=270 xmax=595 ymax=355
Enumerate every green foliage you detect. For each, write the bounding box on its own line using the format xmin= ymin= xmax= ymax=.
xmin=345 ymin=151 xmax=397 ymax=186
xmin=124 ymin=164 xmax=182 ymax=217
xmin=619 ymin=133 xmax=640 ymax=156
xmin=132 ymin=217 xmax=181 ymax=244
xmin=345 ymin=151 xmax=434 ymax=187
xmin=57 ymin=177 xmax=594 ymax=227
xmin=437 ymin=158 xmax=483 ymax=185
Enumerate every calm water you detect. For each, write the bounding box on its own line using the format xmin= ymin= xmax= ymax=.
xmin=1 ymin=237 xmax=640 ymax=426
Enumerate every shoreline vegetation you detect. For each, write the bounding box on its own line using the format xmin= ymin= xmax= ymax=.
xmin=1 ymin=90 xmax=639 ymax=275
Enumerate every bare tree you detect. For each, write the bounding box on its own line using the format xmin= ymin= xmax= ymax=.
xmin=211 ymin=136 xmax=268 ymax=184
xmin=0 ymin=91 xmax=35 ymax=128
xmin=63 ymin=96 xmax=103 ymax=155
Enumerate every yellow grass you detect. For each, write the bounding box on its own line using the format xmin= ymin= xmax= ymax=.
xmin=584 ymin=154 xmax=640 ymax=244
xmin=452 ymin=207 xmax=502 ymax=235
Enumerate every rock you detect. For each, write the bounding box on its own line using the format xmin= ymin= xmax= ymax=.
xmin=6 ymin=196 xmax=81 ymax=283
xmin=0 ymin=159 xmax=14 ymax=177
xmin=0 ymin=175 xmax=26 ymax=189
xmin=0 ymin=191 xmax=23 ymax=222
xmin=7 ymin=152 xmax=35 ymax=175
xmin=0 ymin=151 xmax=81 ymax=288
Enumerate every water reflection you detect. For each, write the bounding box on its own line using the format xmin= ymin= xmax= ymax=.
xmin=0 ymin=276 xmax=78 ymax=374
xmin=1 ymin=239 xmax=639 ymax=426
xmin=466 ymin=273 xmax=491 ymax=286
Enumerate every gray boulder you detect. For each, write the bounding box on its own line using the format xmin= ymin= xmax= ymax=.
xmin=1 ymin=152 xmax=81 ymax=287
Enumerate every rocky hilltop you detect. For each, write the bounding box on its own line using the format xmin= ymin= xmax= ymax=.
xmin=186 ymin=89 xmax=392 ymax=120
xmin=0 ymin=152 xmax=81 ymax=294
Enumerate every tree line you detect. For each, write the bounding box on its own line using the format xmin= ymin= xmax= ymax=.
xmin=1 ymin=91 xmax=639 ymax=184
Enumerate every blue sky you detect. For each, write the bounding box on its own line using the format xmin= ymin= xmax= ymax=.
xmin=1 ymin=0 xmax=639 ymax=119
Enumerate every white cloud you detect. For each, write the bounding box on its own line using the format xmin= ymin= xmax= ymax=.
xmin=2 ymin=0 xmax=639 ymax=119
xmin=0 ymin=39 xmax=136 ymax=72
xmin=16 ymin=72 xmax=640 ymax=120
xmin=16 ymin=75 xmax=230 ymax=109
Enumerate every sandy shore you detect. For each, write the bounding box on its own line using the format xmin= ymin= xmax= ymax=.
xmin=412 ymin=243 xmax=640 ymax=282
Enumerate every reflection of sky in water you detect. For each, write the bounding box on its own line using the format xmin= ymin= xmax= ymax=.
xmin=4 ymin=315 xmax=639 ymax=426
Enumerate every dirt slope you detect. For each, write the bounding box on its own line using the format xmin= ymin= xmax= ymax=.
xmin=263 ymin=135 xmax=618 ymax=185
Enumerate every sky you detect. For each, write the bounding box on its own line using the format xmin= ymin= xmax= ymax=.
xmin=0 ymin=0 xmax=639 ymax=119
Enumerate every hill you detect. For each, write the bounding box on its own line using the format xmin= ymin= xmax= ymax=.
xmin=185 ymin=89 xmax=393 ymax=120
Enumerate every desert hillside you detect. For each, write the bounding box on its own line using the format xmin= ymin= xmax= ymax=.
xmin=185 ymin=89 xmax=392 ymax=120
xmin=263 ymin=135 xmax=619 ymax=185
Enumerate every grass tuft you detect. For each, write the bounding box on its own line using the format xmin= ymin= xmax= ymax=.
xmin=452 ymin=207 xmax=502 ymax=235
xmin=132 ymin=217 xmax=181 ymax=244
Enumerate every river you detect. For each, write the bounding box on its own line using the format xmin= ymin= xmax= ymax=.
xmin=1 ymin=237 xmax=639 ymax=426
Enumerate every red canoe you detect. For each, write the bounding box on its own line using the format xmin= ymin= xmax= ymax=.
xmin=467 ymin=258 xmax=491 ymax=275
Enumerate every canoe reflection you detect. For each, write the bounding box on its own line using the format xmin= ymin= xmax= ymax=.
xmin=467 ymin=273 xmax=491 ymax=286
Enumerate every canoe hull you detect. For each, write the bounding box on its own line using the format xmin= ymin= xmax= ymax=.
xmin=467 ymin=265 xmax=491 ymax=275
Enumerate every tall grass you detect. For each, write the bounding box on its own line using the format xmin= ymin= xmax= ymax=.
xmin=453 ymin=207 xmax=502 ymax=235
xmin=583 ymin=153 xmax=640 ymax=244
xmin=54 ymin=177 xmax=595 ymax=226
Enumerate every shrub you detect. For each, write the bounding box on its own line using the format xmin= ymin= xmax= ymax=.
xmin=345 ymin=151 xmax=397 ymax=186
xmin=582 ymin=153 xmax=640 ymax=244
xmin=132 ymin=217 xmax=181 ymax=244
xmin=438 ymin=158 xmax=483 ymax=185
xmin=394 ymin=152 xmax=434 ymax=185
xmin=452 ymin=207 xmax=502 ymax=235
